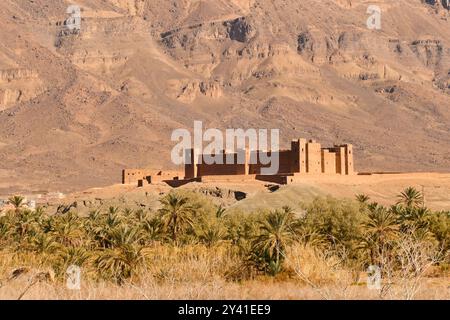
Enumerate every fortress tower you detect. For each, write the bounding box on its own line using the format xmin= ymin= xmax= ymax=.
xmin=124 ymin=138 xmax=356 ymax=186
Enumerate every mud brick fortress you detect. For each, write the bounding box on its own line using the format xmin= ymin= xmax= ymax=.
xmin=122 ymin=138 xmax=355 ymax=187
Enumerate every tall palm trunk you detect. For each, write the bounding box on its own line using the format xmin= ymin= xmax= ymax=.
xmin=172 ymin=213 xmax=178 ymax=243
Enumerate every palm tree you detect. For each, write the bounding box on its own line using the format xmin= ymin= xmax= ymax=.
xmin=251 ymin=210 xmax=297 ymax=275
xmin=32 ymin=233 xmax=60 ymax=255
xmin=8 ymin=196 xmax=25 ymax=214
xmin=95 ymin=224 xmax=146 ymax=283
xmin=107 ymin=224 xmax=144 ymax=248
xmin=195 ymin=216 xmax=227 ymax=247
xmin=356 ymin=194 xmax=370 ymax=205
xmin=88 ymin=210 xmax=101 ymax=221
xmin=122 ymin=208 xmax=134 ymax=217
xmin=363 ymin=206 xmax=399 ymax=258
xmin=133 ymin=209 xmax=148 ymax=223
xmin=14 ymin=210 xmax=41 ymax=241
xmin=52 ymin=212 xmax=85 ymax=247
xmin=142 ymin=216 xmax=164 ymax=243
xmin=363 ymin=206 xmax=399 ymax=242
xmin=108 ymin=206 xmax=120 ymax=215
xmin=400 ymin=207 xmax=431 ymax=233
xmin=91 ymin=210 xmax=124 ymax=248
xmin=159 ymin=193 xmax=195 ymax=243
xmin=95 ymin=243 xmax=147 ymax=284
xmin=57 ymin=246 xmax=91 ymax=274
xmin=215 ymin=206 xmax=226 ymax=219
xmin=397 ymin=187 xmax=423 ymax=209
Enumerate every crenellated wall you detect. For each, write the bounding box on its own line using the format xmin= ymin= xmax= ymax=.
xmin=122 ymin=169 xmax=182 ymax=185
xmin=123 ymin=138 xmax=356 ymax=187
xmin=183 ymin=138 xmax=356 ymax=179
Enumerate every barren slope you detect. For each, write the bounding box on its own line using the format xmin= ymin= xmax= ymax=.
xmin=0 ymin=0 xmax=449 ymax=194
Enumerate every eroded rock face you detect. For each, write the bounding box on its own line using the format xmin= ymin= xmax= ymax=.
xmin=197 ymin=187 xmax=247 ymax=202
xmin=108 ymin=0 xmax=145 ymax=16
xmin=55 ymin=17 xmax=145 ymax=74
xmin=0 ymin=69 xmax=43 ymax=110
xmin=160 ymin=16 xmax=254 ymax=53
xmin=0 ymin=0 xmax=450 ymax=193
xmin=166 ymin=79 xmax=222 ymax=102
xmin=0 ymin=69 xmax=38 ymax=82
xmin=410 ymin=39 xmax=446 ymax=69
xmin=225 ymin=17 xmax=255 ymax=43
xmin=425 ymin=0 xmax=450 ymax=9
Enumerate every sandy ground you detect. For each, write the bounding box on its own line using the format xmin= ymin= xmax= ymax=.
xmin=230 ymin=172 xmax=450 ymax=212
xmin=32 ymin=172 xmax=450 ymax=214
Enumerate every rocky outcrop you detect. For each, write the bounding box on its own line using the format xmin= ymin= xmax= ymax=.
xmin=297 ymin=31 xmax=343 ymax=64
xmin=161 ymin=16 xmax=254 ymax=48
xmin=0 ymin=69 xmax=43 ymax=110
xmin=197 ymin=187 xmax=247 ymax=201
xmin=0 ymin=69 xmax=38 ymax=82
xmin=409 ymin=39 xmax=446 ymax=69
xmin=166 ymin=79 xmax=222 ymax=103
xmin=108 ymin=0 xmax=146 ymax=16
xmin=0 ymin=89 xmax=22 ymax=108
xmin=55 ymin=17 xmax=143 ymax=73
xmin=1 ymin=0 xmax=450 ymax=194
xmin=225 ymin=17 xmax=255 ymax=43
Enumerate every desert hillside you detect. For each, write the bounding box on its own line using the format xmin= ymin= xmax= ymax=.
xmin=0 ymin=0 xmax=449 ymax=194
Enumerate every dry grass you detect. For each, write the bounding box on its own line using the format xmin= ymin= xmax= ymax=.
xmin=1 ymin=244 xmax=448 ymax=300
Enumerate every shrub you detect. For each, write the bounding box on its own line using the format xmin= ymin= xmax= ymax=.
xmin=299 ymin=197 xmax=365 ymax=260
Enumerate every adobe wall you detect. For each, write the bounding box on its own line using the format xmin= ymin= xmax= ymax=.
xmin=197 ymin=152 xmax=247 ymax=176
xmin=290 ymin=139 xmax=307 ymax=174
xmin=185 ymin=149 xmax=198 ymax=179
xmin=328 ymin=146 xmax=346 ymax=174
xmin=344 ymin=144 xmax=355 ymax=175
xmin=125 ymin=137 xmax=356 ymax=187
xmin=200 ymin=174 xmax=257 ymax=183
xmin=123 ymin=169 xmax=182 ymax=185
xmin=248 ymin=150 xmax=293 ymax=175
xmin=196 ymin=149 xmax=297 ymax=176
xmin=256 ymin=174 xmax=291 ymax=185
xmin=321 ymin=150 xmax=337 ymax=174
xmin=151 ymin=170 xmax=183 ymax=183
xmin=306 ymin=141 xmax=322 ymax=174
xmin=183 ymin=140 xmax=354 ymax=179
xmin=122 ymin=169 xmax=156 ymax=184
xmin=198 ymin=163 xmax=246 ymax=176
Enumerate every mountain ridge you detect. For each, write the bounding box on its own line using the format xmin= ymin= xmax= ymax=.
xmin=0 ymin=0 xmax=449 ymax=194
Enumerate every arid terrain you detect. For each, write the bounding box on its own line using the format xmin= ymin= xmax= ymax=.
xmin=26 ymin=172 xmax=450 ymax=216
xmin=0 ymin=0 xmax=449 ymax=195
xmin=1 ymin=180 xmax=449 ymax=301
xmin=1 ymin=0 xmax=450 ymax=302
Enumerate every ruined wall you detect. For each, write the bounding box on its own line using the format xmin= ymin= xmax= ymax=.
xmin=122 ymin=169 xmax=155 ymax=184
xmin=123 ymin=169 xmax=181 ymax=184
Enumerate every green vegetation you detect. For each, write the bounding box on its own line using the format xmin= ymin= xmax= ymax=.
xmin=0 ymin=188 xmax=448 ymax=287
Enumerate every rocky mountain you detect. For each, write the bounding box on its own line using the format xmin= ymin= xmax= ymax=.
xmin=0 ymin=0 xmax=449 ymax=193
